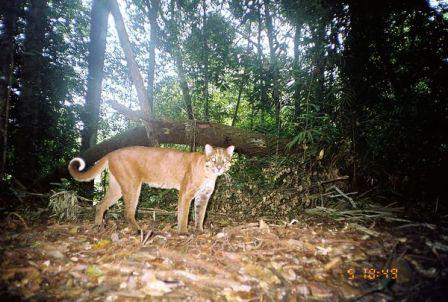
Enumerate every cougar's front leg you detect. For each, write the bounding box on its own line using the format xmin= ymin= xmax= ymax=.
xmin=177 ymin=189 xmax=195 ymax=234
xmin=194 ymin=189 xmax=213 ymax=232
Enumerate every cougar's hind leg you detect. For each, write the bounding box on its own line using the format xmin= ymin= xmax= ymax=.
xmin=95 ymin=174 xmax=122 ymax=227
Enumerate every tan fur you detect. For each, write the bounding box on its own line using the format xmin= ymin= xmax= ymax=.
xmin=68 ymin=144 xmax=234 ymax=233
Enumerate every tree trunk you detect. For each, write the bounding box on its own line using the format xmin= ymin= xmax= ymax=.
xmin=31 ymin=119 xmax=299 ymax=191
xmin=109 ymin=0 xmax=158 ymax=146
xmin=343 ymin=1 xmax=375 ymax=186
xmin=160 ymin=3 xmax=195 ymax=122
xmin=81 ymin=0 xmax=109 ymax=153
xmin=293 ymin=23 xmax=302 ymax=121
xmin=256 ymin=0 xmax=267 ymax=106
xmin=0 ymin=0 xmax=18 ymax=182
xmin=175 ymin=53 xmax=194 ymax=121
xmin=232 ymin=23 xmax=251 ymax=127
xmin=79 ymin=0 xmax=109 ymax=197
xmin=202 ymin=0 xmax=209 ymax=121
xmin=15 ymin=0 xmax=48 ymax=183
xmin=159 ymin=3 xmax=195 ymax=149
xmin=145 ymin=0 xmax=159 ymax=113
xmin=231 ymin=80 xmax=244 ymax=127
xmin=314 ymin=22 xmax=326 ymax=104
xmin=264 ymin=0 xmax=281 ymax=152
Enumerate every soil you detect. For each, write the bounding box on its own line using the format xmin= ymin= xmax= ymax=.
xmin=1 ymin=207 xmax=447 ymax=301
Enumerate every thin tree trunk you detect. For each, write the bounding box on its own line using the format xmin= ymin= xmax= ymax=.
xmin=314 ymin=22 xmax=326 ymax=104
xmin=145 ymin=0 xmax=160 ymax=113
xmin=202 ymin=0 xmax=210 ymax=121
xmin=79 ymin=0 xmax=109 ymax=197
xmin=159 ymin=3 xmax=195 ymax=150
xmin=264 ymin=0 xmax=281 ymax=152
xmin=16 ymin=0 xmax=48 ymax=182
xmin=256 ymin=0 xmax=267 ymax=106
xmin=175 ymin=54 xmax=194 ymax=120
xmin=250 ymin=103 xmax=255 ymax=130
xmin=109 ymin=0 xmax=158 ymax=146
xmin=159 ymin=3 xmax=194 ymax=122
xmin=231 ymin=81 xmax=244 ymax=127
xmin=0 ymin=0 xmax=18 ymax=182
xmin=231 ymin=23 xmax=251 ymax=127
xmin=293 ymin=23 xmax=302 ymax=121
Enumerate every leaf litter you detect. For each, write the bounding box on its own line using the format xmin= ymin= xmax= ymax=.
xmin=1 ymin=208 xmax=447 ymax=301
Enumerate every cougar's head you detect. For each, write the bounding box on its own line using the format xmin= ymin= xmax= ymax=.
xmin=204 ymin=144 xmax=235 ymax=175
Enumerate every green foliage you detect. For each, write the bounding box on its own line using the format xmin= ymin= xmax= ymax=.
xmin=5 ymin=0 xmax=90 ymax=183
xmin=2 ymin=0 xmax=447 ymax=206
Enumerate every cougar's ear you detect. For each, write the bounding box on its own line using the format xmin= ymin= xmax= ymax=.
xmin=204 ymin=144 xmax=213 ymax=156
xmin=226 ymin=145 xmax=235 ymax=157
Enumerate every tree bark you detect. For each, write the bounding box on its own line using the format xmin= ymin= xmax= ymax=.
xmin=0 ymin=0 xmax=18 ymax=182
xmin=31 ymin=119 xmax=298 ymax=191
xmin=109 ymin=0 xmax=158 ymax=146
xmin=15 ymin=0 xmax=48 ymax=183
xmin=79 ymin=0 xmax=109 ymax=197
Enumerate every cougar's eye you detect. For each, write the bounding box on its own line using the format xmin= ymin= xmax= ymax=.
xmin=211 ymin=157 xmax=216 ymax=162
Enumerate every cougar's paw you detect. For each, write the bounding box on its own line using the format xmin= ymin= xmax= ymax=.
xmin=194 ymin=227 xmax=205 ymax=235
xmin=95 ymin=219 xmax=106 ymax=232
xmin=177 ymin=230 xmax=189 ymax=236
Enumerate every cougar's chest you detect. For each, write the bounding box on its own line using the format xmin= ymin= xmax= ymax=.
xmin=195 ymin=176 xmax=217 ymax=197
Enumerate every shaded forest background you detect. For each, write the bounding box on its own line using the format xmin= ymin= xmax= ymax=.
xmin=0 ymin=0 xmax=447 ymax=214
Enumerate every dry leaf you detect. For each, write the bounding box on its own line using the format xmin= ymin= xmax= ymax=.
xmin=111 ymin=232 xmax=120 ymax=242
xmin=141 ymin=271 xmax=175 ymax=297
xmin=46 ymin=249 xmax=65 ymax=260
xmin=323 ymin=257 xmax=341 ymax=271
xmin=318 ymin=149 xmax=325 ymax=160
xmin=86 ymin=265 xmax=104 ymax=277
xmin=93 ymin=239 xmax=111 ymax=250
xmin=243 ymin=264 xmax=280 ymax=285
xmin=259 ymin=219 xmax=269 ymax=230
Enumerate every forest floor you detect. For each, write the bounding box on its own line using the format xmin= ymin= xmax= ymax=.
xmin=1 ymin=203 xmax=447 ymax=301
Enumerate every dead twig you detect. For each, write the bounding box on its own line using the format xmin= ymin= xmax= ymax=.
xmin=397 ymin=223 xmax=436 ymax=230
xmin=328 ymin=191 xmax=358 ymax=198
xmin=139 ymin=207 xmax=177 ymax=215
xmin=141 ymin=230 xmax=154 ymax=246
xmin=6 ymin=212 xmax=29 ymax=229
xmin=319 ymin=175 xmax=349 ymax=185
xmin=329 ymin=185 xmax=357 ymax=208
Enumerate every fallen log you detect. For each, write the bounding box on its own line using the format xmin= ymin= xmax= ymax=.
xmin=30 ymin=119 xmax=297 ymax=191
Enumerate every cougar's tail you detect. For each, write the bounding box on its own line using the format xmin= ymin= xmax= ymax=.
xmin=68 ymin=157 xmax=108 ymax=182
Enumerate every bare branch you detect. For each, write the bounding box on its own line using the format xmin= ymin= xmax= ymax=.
xmin=105 ymin=99 xmax=148 ymax=122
